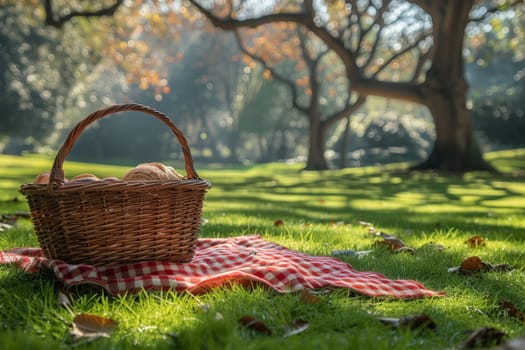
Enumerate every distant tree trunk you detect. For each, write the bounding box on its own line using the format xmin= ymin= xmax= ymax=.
xmin=306 ymin=114 xmax=328 ymax=170
xmin=277 ymin=129 xmax=288 ymax=160
xmin=339 ymin=117 xmax=351 ymax=169
xmin=304 ymin=70 xmax=329 ymax=170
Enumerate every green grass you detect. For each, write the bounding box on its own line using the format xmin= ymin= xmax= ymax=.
xmin=1 ymin=150 xmax=524 ymax=349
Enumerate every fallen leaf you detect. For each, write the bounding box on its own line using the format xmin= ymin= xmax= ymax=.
xmin=465 ymin=235 xmax=486 ymax=248
xmin=318 ymin=199 xmax=326 ymax=204
xmin=460 ymin=256 xmax=488 ymax=273
xmin=70 ymin=313 xmax=117 ymax=343
xmin=449 ymin=257 xmax=513 ymax=275
xmin=73 ymin=313 xmax=117 ymax=334
xmin=331 ymin=249 xmax=373 ymax=258
xmin=499 ymin=301 xmax=525 ymax=324
xmin=239 ymin=316 xmax=272 ymax=335
xmin=380 ymin=232 xmax=405 ymax=250
xmin=300 ymin=289 xmax=322 ymax=304
xmin=283 ymin=319 xmax=309 ymax=337
xmin=374 ymin=232 xmax=415 ymax=253
xmin=379 ymin=313 xmax=436 ymax=331
xmin=457 ymin=327 xmax=506 ymax=349
xmin=274 ymin=219 xmax=285 ymax=227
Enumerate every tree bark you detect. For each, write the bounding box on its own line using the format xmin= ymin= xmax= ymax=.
xmin=411 ymin=0 xmax=494 ymax=171
xmin=339 ymin=117 xmax=351 ymax=169
xmin=304 ymin=65 xmax=329 ymax=170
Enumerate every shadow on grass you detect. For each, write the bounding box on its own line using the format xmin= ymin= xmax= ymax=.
xmin=203 ymin=168 xmax=525 ymax=241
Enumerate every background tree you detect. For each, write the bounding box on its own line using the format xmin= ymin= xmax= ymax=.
xmin=0 ymin=2 xmax=102 ymax=152
xmin=4 ymin=0 xmax=523 ymax=169
xmin=236 ymin=25 xmax=365 ymax=169
xmin=187 ymin=0 xmax=524 ymax=172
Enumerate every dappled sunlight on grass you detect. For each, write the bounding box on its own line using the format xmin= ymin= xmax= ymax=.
xmin=0 ymin=150 xmax=524 ymax=350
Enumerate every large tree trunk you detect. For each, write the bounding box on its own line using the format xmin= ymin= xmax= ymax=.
xmin=414 ymin=78 xmax=492 ymax=171
xmin=412 ymin=0 xmax=493 ymax=171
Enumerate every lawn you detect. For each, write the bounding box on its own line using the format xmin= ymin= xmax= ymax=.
xmin=0 ymin=149 xmax=524 ymax=349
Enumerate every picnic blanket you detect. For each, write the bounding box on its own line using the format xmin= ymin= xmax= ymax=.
xmin=0 ymin=235 xmax=444 ymax=298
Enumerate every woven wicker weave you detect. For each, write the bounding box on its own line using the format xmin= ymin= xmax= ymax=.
xmin=20 ymin=104 xmax=211 ymax=266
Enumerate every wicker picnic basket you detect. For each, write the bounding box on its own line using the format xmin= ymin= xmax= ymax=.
xmin=19 ymin=104 xmax=211 ymax=266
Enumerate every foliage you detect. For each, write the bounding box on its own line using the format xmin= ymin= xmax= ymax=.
xmin=1 ymin=1 xmax=525 ymax=171
xmin=467 ymin=6 xmax=525 ymax=150
xmin=0 ymin=150 xmax=525 ymax=348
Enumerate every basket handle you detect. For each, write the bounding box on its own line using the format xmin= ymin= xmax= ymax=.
xmin=48 ymin=103 xmax=201 ymax=191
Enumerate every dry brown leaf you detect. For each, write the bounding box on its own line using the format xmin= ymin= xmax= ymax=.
xmin=380 ymin=232 xmax=405 ymax=250
xmin=460 ymin=256 xmax=489 ymax=273
xmin=457 ymin=326 xmax=506 ymax=349
xmin=449 ymin=257 xmax=513 ymax=274
xmin=73 ymin=313 xmax=117 ymax=334
xmin=465 ymin=235 xmax=486 ymax=248
xmin=374 ymin=232 xmax=415 ymax=253
xmin=274 ymin=219 xmax=285 ymax=227
xmin=70 ymin=313 xmax=117 ymax=343
xmin=239 ymin=316 xmax=272 ymax=335
xmin=499 ymin=301 xmax=525 ymax=324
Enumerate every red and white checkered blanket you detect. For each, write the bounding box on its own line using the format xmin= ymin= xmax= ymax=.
xmin=0 ymin=235 xmax=444 ymax=298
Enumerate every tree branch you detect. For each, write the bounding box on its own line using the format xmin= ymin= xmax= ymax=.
xmin=371 ymin=32 xmax=432 ymax=79
xmin=44 ymin=0 xmax=123 ymax=28
xmin=188 ymin=0 xmax=310 ymax=29
xmin=353 ymin=79 xmax=424 ymax=103
xmin=322 ymin=94 xmax=366 ymax=130
xmin=189 ymin=0 xmax=425 ymax=104
xmin=234 ymin=30 xmax=308 ymax=114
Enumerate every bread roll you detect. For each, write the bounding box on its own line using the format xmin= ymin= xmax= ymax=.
xmin=123 ymin=162 xmax=183 ymax=181
xmin=71 ymin=173 xmax=100 ymax=181
xmin=33 ymin=172 xmax=50 ymax=184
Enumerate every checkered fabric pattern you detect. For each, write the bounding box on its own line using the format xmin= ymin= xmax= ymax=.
xmin=0 ymin=235 xmax=444 ymax=298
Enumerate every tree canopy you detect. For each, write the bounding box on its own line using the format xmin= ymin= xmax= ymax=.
xmin=0 ymin=0 xmax=523 ymax=170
